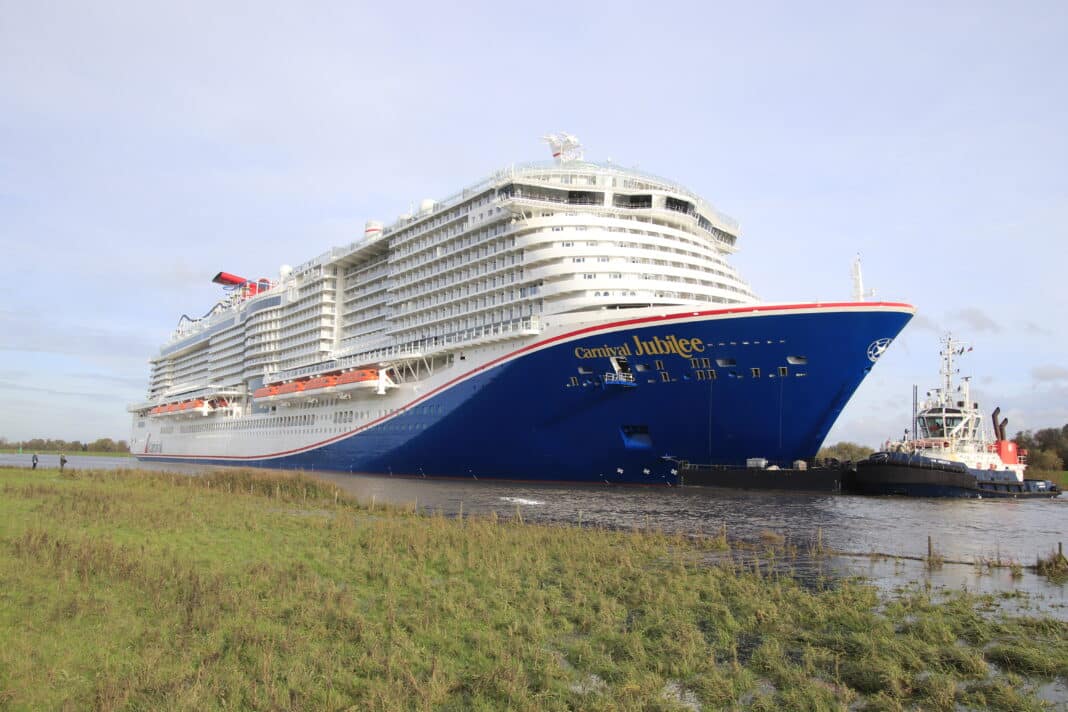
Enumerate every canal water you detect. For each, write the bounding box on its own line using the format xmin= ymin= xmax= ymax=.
xmin=4 ymin=453 xmax=1066 ymax=618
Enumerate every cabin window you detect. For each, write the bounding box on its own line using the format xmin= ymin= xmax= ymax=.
xmin=660 ymin=372 xmax=670 ymax=382
xmin=779 ymin=366 xmax=788 ymax=377
xmin=751 ymin=368 xmax=761 ymax=378
xmin=716 ymin=358 xmax=736 ymax=367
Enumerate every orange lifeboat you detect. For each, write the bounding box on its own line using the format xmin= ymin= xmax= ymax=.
xmin=305 ymin=375 xmax=339 ymax=391
xmin=165 ymin=403 xmax=179 ymax=413
xmin=337 ymin=369 xmax=378 ymax=385
xmin=275 ymin=381 xmax=307 ymax=395
xmin=151 ymin=406 xmax=164 ymax=415
xmin=253 ymin=385 xmax=280 ymax=399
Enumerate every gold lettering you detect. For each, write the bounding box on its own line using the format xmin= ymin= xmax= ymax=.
xmin=625 ymin=334 xmax=708 ymax=358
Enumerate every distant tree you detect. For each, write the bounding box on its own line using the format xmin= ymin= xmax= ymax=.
xmin=1027 ymin=449 xmax=1064 ymax=473
xmin=1015 ymin=427 xmax=1068 ymax=474
xmin=88 ymin=438 xmax=116 ymax=453
xmin=817 ymin=442 xmax=874 ymax=463
xmin=1014 ymin=430 xmax=1038 ymax=453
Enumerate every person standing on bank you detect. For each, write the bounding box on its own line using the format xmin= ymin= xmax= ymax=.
xmin=59 ymin=453 xmax=67 ymax=473
xmin=31 ymin=453 xmax=38 ymax=470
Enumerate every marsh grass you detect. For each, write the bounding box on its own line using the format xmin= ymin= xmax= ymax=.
xmin=0 ymin=467 xmax=1065 ymax=711
xmin=1036 ymin=547 xmax=1068 ymax=582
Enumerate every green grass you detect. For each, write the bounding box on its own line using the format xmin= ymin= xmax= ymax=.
xmin=0 ymin=466 xmax=1065 ymax=711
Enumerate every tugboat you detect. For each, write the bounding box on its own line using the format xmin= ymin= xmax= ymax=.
xmin=854 ymin=335 xmax=1061 ymax=498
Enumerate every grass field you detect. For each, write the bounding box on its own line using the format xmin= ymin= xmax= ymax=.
xmin=0 ymin=466 xmax=1065 ymax=711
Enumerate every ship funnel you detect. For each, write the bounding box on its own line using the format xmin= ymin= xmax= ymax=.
xmin=213 ymin=272 xmax=248 ymax=287
xmin=999 ymin=418 xmax=1009 ymax=442
xmin=364 ymin=220 xmax=383 ymax=241
xmin=991 ymin=407 xmax=1001 ymax=439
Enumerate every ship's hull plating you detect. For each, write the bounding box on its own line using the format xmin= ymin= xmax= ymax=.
xmin=134 ymin=303 xmax=913 ymax=484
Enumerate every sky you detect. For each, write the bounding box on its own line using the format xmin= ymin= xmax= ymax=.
xmin=1 ymin=1 xmax=1066 ymax=447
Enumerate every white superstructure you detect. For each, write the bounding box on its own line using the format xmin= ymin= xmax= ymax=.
xmin=130 ymin=137 xmax=755 ymax=434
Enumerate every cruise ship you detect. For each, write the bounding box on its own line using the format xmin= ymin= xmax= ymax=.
xmin=129 ymin=135 xmax=914 ymax=484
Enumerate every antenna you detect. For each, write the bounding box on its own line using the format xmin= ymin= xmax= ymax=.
xmin=912 ymin=384 xmax=918 ymax=442
xmin=851 ymin=254 xmax=876 ymax=301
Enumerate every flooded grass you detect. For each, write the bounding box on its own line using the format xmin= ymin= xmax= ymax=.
xmin=0 ymin=466 xmax=1065 ymax=710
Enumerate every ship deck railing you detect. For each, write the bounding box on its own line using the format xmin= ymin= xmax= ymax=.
xmin=603 ymin=372 xmax=637 ymax=387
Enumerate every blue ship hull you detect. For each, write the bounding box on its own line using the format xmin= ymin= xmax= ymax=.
xmin=138 ymin=303 xmax=913 ymax=484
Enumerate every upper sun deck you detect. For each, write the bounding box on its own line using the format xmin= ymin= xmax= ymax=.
xmin=411 ymin=159 xmax=738 ymax=230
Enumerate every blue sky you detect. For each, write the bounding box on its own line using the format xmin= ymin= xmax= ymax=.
xmin=2 ymin=1 xmax=1066 ymax=447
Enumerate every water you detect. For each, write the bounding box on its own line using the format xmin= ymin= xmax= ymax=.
xmin=4 ymin=454 xmax=1065 ymax=617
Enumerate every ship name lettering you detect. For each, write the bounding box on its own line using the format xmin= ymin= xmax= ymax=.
xmin=632 ymin=335 xmax=704 ymax=358
xmin=573 ymin=335 xmax=704 ymax=359
xmin=573 ymin=344 xmax=633 ymax=359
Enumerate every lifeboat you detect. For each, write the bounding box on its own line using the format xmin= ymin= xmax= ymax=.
xmin=275 ymin=381 xmax=307 ymax=395
xmin=337 ymin=369 xmax=378 ymax=385
xmin=253 ymin=385 xmax=280 ymax=399
xmin=151 ymin=406 xmax=164 ymax=415
xmin=304 ymin=375 xmax=339 ymax=391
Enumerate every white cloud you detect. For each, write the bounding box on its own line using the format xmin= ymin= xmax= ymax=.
xmin=1031 ymin=365 xmax=1068 ymax=383
xmin=948 ymin=308 xmax=1000 ymax=333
